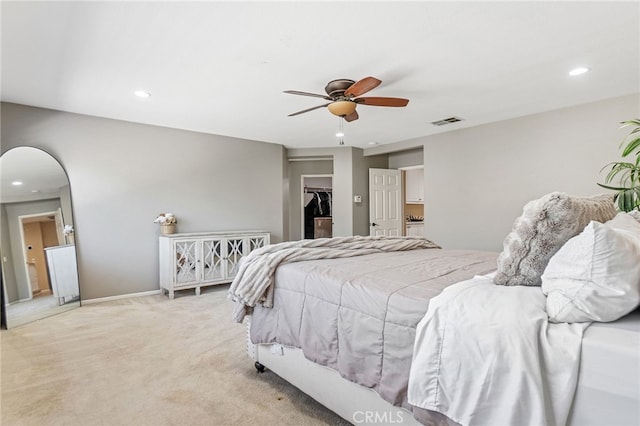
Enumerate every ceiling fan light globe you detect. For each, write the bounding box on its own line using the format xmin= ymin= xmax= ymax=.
xmin=327 ymin=101 xmax=357 ymax=117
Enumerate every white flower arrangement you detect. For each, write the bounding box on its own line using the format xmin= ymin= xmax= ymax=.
xmin=63 ymin=225 xmax=74 ymax=236
xmin=153 ymin=213 xmax=177 ymax=225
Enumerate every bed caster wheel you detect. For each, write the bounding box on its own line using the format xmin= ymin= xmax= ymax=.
xmin=255 ymin=361 xmax=266 ymax=373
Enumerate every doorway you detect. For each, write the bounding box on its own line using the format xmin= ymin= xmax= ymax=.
xmin=400 ymin=165 xmax=425 ymax=237
xmin=19 ymin=210 xmax=64 ymax=299
xmin=301 ymin=175 xmax=333 ymax=239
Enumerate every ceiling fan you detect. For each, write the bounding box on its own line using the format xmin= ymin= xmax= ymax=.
xmin=284 ymin=76 xmax=409 ymax=122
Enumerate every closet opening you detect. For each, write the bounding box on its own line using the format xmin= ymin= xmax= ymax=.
xmin=301 ymin=175 xmax=333 ymax=239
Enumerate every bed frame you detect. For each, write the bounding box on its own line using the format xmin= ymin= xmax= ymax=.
xmin=247 ymin=313 xmax=640 ymax=426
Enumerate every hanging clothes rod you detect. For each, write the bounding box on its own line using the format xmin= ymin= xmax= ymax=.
xmin=304 ymin=186 xmax=332 ymax=192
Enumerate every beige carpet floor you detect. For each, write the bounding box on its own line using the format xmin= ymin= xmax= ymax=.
xmin=1 ymin=285 xmax=349 ymax=426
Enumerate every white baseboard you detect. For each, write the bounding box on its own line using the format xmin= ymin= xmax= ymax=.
xmin=82 ymin=289 xmax=161 ymax=305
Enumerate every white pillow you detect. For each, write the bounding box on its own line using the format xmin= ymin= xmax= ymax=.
xmin=542 ymin=213 xmax=640 ymax=323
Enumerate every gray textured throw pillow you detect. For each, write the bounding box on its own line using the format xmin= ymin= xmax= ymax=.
xmin=494 ymin=192 xmax=617 ymax=286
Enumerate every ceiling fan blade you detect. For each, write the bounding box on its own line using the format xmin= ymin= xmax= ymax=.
xmin=344 ymin=111 xmax=359 ymax=122
xmin=288 ymin=103 xmax=332 ymax=117
xmin=344 ymin=77 xmax=381 ymax=98
xmin=355 ymin=97 xmax=409 ymax=107
xmin=284 ymin=90 xmax=333 ymax=101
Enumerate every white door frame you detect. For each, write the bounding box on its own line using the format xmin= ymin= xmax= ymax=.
xmin=300 ymin=174 xmax=333 ymax=239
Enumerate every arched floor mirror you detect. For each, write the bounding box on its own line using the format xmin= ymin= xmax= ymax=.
xmin=1 ymin=147 xmax=80 ymax=329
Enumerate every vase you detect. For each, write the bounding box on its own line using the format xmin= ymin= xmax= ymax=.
xmin=67 ymin=234 xmax=75 ymax=244
xmin=160 ymin=224 xmax=176 ymax=235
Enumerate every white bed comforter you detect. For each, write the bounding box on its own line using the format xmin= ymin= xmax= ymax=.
xmin=408 ymin=275 xmax=590 ymax=426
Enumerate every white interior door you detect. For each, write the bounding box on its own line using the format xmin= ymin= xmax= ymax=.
xmin=369 ymin=168 xmax=403 ymax=236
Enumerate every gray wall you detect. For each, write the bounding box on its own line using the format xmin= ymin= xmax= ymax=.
xmin=352 ymin=151 xmax=389 ymax=236
xmin=1 ymin=103 xmax=286 ymax=300
xmin=420 ymin=94 xmax=640 ymax=251
xmin=388 ymin=148 xmax=424 ymax=169
xmin=331 ymin=147 xmax=389 ymax=236
xmin=331 ymin=148 xmax=355 ymax=237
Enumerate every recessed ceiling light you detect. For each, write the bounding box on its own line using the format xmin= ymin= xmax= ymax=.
xmin=336 ymin=132 xmax=345 ymax=137
xmin=569 ymin=67 xmax=590 ymax=76
xmin=369 ymin=142 xmax=379 ymax=145
xmin=11 ymin=181 xmax=23 ymax=186
xmin=134 ymin=90 xmax=151 ymax=98
xmin=31 ymin=189 xmax=40 ymax=193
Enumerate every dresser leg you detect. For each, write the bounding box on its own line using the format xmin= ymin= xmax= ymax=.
xmin=195 ymin=287 xmax=201 ymax=296
xmin=169 ymin=290 xmax=174 ymax=299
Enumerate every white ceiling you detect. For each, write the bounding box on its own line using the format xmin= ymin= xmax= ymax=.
xmin=1 ymin=1 xmax=639 ymax=150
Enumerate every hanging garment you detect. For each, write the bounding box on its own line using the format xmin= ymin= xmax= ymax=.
xmin=319 ymin=191 xmax=331 ymax=217
xmin=304 ymin=196 xmax=321 ymax=239
xmin=314 ymin=192 xmax=323 ymax=215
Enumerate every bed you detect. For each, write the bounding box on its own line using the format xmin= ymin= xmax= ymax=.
xmin=230 ymin=193 xmax=640 ymax=426
xmin=245 ymin=308 xmax=640 ymax=426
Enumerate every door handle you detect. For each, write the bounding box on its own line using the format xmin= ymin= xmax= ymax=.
xmin=370 ymin=222 xmax=378 ymax=227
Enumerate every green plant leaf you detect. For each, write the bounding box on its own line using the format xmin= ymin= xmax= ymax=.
xmin=616 ymin=188 xmax=640 ymax=212
xmin=599 ymin=119 xmax=640 ymax=212
xmin=626 ymin=190 xmax=633 ymax=210
xmin=622 ymin=137 xmax=640 ymax=157
xmin=618 ymin=120 xmax=640 ymax=155
xmin=621 ymin=119 xmax=640 ymax=127
xmin=604 ymin=162 xmax=635 ymax=184
xmin=597 ymin=183 xmax=628 ymax=191
xmin=618 ymin=191 xmax=628 ymax=211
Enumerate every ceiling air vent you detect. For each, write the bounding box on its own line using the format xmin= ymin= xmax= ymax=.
xmin=431 ymin=116 xmax=463 ymax=126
